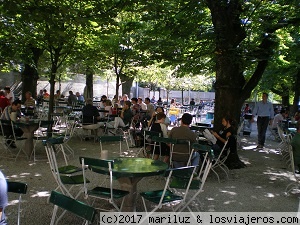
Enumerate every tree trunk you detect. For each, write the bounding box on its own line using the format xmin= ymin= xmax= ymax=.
xmin=119 ymin=74 xmax=134 ymax=98
xmin=85 ymin=68 xmax=93 ymax=99
xmin=115 ymin=74 xmax=120 ymax=99
xmin=21 ymin=46 xmax=43 ymax=99
xmin=21 ymin=64 xmax=39 ymax=99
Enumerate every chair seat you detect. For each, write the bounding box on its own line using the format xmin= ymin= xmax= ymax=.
xmin=169 ymin=177 xmax=201 ymax=189
xmin=87 ymin=186 xmax=129 ymax=199
xmin=58 ymin=165 xmax=82 ymax=175
xmin=60 ymin=175 xmax=88 ymax=185
xmin=140 ymin=189 xmax=182 ymax=204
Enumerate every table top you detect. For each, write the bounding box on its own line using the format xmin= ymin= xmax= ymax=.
xmin=92 ymin=157 xmax=168 ymax=178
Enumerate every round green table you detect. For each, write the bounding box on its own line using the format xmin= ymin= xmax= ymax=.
xmin=94 ymin=157 xmax=168 ymax=211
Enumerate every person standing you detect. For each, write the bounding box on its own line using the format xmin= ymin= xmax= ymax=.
xmin=251 ymin=93 xmax=274 ymax=149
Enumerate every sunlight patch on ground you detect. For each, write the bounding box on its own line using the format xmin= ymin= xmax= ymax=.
xmin=207 ymin=198 xmax=215 ymax=201
xmin=31 ymin=191 xmax=50 ymax=198
xmin=220 ymin=190 xmax=237 ymax=196
xmin=265 ymin=193 xmax=275 ymax=198
xmin=8 ymin=200 xmax=19 ymax=206
xmin=80 ymin=148 xmax=87 ymax=151
xmin=255 ymin=186 xmax=262 ymax=189
xmin=242 ymin=145 xmax=257 ymax=150
xmin=223 ymin=200 xmax=236 ymax=205
xmin=263 ymin=171 xmax=294 ymax=181
xmin=34 ymin=173 xmax=42 ymax=177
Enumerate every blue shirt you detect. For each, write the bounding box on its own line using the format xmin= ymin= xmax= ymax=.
xmin=252 ymin=101 xmax=274 ymax=119
xmin=0 ymin=171 xmax=7 ymax=225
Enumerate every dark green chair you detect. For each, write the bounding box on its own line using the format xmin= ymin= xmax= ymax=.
xmin=43 ymin=140 xmax=88 ymax=200
xmin=80 ymin=156 xmax=129 ymax=212
xmin=49 ymin=190 xmax=96 ymax=225
xmin=151 ymin=136 xmax=177 ymax=160
xmin=98 ymin=135 xmax=125 ymax=156
xmin=140 ymin=166 xmax=197 ymax=212
xmin=141 ymin=130 xmax=162 ymax=158
xmin=7 ymin=181 xmax=27 ymax=225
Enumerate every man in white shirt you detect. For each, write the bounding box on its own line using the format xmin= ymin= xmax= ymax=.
xmin=138 ymin=97 xmax=147 ymax=110
xmin=271 ymin=109 xmax=287 ymax=130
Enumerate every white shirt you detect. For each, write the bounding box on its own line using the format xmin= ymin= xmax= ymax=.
xmin=6 ymin=92 xmax=14 ymax=103
xmin=139 ymin=102 xmax=147 ymax=110
xmin=271 ymin=113 xmax=284 ymax=129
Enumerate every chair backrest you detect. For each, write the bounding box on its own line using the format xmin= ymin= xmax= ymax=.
xmin=213 ymin=139 xmax=229 ymax=164
xmin=7 ymin=181 xmax=27 ymax=194
xmin=7 ymin=181 xmax=28 ymax=225
xmin=163 ymin=166 xmax=197 ymax=204
xmin=170 ymin=139 xmax=191 ymax=166
xmin=80 ymin=157 xmax=114 ymax=200
xmin=49 ymin=190 xmax=96 ymax=224
xmin=98 ymin=135 xmax=123 ymax=154
xmin=237 ymin=120 xmax=244 ymax=135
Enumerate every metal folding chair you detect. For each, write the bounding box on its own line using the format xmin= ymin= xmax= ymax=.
xmin=140 ymin=166 xmax=197 ymax=213
xmin=43 ymin=139 xmax=86 ymax=200
xmin=49 ymin=190 xmax=96 ymax=225
xmin=211 ymin=139 xmax=230 ymax=183
xmin=7 ymin=181 xmax=28 ymax=225
xmin=80 ymin=157 xmax=129 ymax=212
xmin=98 ymin=135 xmax=129 ymax=157
xmin=176 ymin=143 xmax=214 ymax=212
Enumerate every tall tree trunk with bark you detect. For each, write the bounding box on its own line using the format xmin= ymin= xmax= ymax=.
xmin=292 ymin=69 xmax=300 ymax=114
xmin=85 ymin=67 xmax=93 ymax=99
xmin=120 ymin=73 xmax=134 ymax=98
xmin=21 ymin=47 xmax=43 ymax=99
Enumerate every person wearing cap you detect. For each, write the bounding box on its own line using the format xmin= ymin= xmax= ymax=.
xmin=4 ymin=86 xmax=14 ymax=104
xmin=168 ymin=113 xmax=200 ymax=168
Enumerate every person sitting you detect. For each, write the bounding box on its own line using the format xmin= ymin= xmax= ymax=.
xmin=190 ymin=98 xmax=195 ymax=105
xmin=271 ymin=109 xmax=287 ymax=131
xmin=0 ymin=99 xmax=24 ymax=148
xmin=67 ymin=91 xmax=77 ymax=106
xmin=294 ymin=109 xmax=300 ymax=121
xmin=0 ymin=90 xmax=10 ymax=113
xmin=24 ymin=91 xmax=36 ymax=108
xmin=4 ymin=86 xmax=14 ymax=104
xmin=107 ymin=101 xmax=133 ymax=130
xmin=291 ymin=121 xmax=300 ymax=173
xmin=43 ymin=89 xmax=50 ymax=99
xmin=145 ymin=97 xmax=155 ymax=120
xmin=168 ymin=113 xmax=200 ymax=168
xmin=148 ymin=113 xmax=170 ymax=163
xmin=0 ymin=170 xmax=8 ymax=225
xmin=211 ymin=116 xmax=235 ymax=156
xmin=148 ymin=106 xmax=170 ymax=128
xmin=76 ymin=92 xmax=84 ymax=103
xmin=81 ymin=98 xmax=101 ymax=139
xmin=131 ymin=98 xmax=141 ymax=127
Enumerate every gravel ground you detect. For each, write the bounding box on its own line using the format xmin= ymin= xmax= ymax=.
xmin=1 ymin=123 xmax=299 ymax=224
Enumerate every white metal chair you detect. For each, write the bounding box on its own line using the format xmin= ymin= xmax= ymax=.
xmin=285 ymin=140 xmax=300 ymax=195
xmin=7 ymin=181 xmax=28 ymax=225
xmin=44 ymin=139 xmax=86 ymax=200
xmin=176 ymin=143 xmax=214 ymax=212
xmin=211 ymin=139 xmax=230 ymax=183
xmin=98 ymin=135 xmax=130 ymax=157
xmin=80 ymin=157 xmax=129 ymax=212
xmin=140 ymin=166 xmax=197 ymax=214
